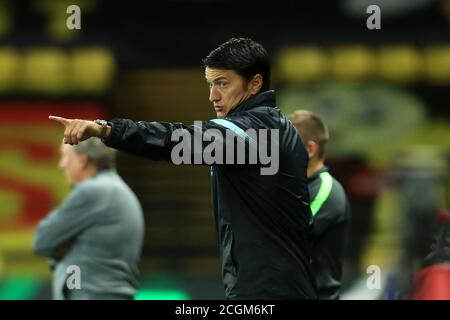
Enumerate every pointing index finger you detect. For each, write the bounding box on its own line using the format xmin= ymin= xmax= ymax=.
xmin=49 ymin=115 xmax=70 ymax=126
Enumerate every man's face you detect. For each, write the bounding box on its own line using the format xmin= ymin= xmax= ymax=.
xmin=58 ymin=143 xmax=86 ymax=187
xmin=205 ymin=67 xmax=254 ymax=118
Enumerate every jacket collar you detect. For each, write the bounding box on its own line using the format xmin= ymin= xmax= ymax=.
xmin=228 ymin=90 xmax=276 ymax=116
xmin=308 ymin=165 xmax=329 ymax=183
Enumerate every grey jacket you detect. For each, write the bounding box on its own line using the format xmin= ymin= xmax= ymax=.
xmin=33 ymin=170 xmax=144 ymax=300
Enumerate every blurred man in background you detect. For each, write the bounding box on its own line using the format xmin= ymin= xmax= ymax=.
xmin=33 ymin=138 xmax=144 ymax=300
xmin=289 ymin=110 xmax=351 ymax=299
xmin=48 ymin=38 xmax=317 ymax=299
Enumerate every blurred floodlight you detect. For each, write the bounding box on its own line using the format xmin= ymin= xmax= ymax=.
xmin=424 ymin=46 xmax=450 ymax=84
xmin=70 ymin=48 xmax=115 ymax=93
xmin=22 ymin=49 xmax=69 ymax=94
xmin=276 ymin=47 xmax=328 ymax=82
xmin=331 ymin=46 xmax=375 ymax=80
xmin=0 ymin=48 xmax=20 ymax=92
xmin=378 ymin=46 xmax=422 ymax=82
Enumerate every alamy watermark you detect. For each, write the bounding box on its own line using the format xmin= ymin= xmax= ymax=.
xmin=170 ymin=121 xmax=280 ymax=175
xmin=66 ymin=5 xmax=81 ymax=30
xmin=366 ymin=264 xmax=381 ymax=290
xmin=66 ymin=5 xmax=381 ymax=32
xmin=66 ymin=265 xmax=81 ymax=290
xmin=366 ymin=5 xmax=381 ymax=30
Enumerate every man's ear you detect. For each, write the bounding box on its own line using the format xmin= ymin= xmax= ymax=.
xmin=79 ymin=154 xmax=90 ymax=169
xmin=249 ymin=74 xmax=263 ymax=95
xmin=305 ymin=140 xmax=318 ymax=159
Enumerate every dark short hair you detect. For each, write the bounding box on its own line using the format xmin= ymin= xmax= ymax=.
xmin=289 ymin=110 xmax=329 ymax=159
xmin=202 ymin=38 xmax=271 ymax=92
xmin=73 ymin=137 xmax=116 ymax=171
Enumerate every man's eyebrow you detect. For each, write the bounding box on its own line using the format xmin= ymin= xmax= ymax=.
xmin=206 ymin=76 xmax=227 ymax=83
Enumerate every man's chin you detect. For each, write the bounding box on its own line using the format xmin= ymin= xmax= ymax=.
xmin=67 ymin=179 xmax=76 ymax=189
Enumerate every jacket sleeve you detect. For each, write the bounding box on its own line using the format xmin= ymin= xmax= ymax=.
xmin=32 ymin=184 xmax=99 ymax=257
xmin=102 ymin=118 xmax=265 ymax=165
xmin=314 ymin=194 xmax=351 ymax=242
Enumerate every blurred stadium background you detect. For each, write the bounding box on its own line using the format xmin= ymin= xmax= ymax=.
xmin=0 ymin=0 xmax=448 ymax=299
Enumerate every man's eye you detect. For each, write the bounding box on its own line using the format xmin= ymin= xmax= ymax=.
xmin=219 ymin=82 xmax=227 ymax=87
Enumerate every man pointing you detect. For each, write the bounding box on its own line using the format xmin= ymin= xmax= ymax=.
xmin=50 ymin=38 xmax=317 ymax=299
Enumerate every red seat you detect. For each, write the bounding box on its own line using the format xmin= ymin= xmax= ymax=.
xmin=409 ymin=264 xmax=450 ymax=300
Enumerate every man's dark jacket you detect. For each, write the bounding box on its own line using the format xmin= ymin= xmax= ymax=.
xmin=308 ymin=166 xmax=351 ymax=299
xmin=103 ymin=90 xmax=317 ymax=299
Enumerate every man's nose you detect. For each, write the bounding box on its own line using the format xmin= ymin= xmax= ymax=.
xmin=58 ymin=159 xmax=65 ymax=169
xmin=209 ymin=87 xmax=220 ymax=102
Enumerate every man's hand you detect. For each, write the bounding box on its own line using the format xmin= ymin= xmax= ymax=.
xmin=49 ymin=116 xmax=110 ymax=145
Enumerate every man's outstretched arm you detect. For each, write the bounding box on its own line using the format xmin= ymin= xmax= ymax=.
xmin=49 ymin=116 xmax=263 ymax=166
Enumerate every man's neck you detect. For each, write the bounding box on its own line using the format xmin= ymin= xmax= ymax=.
xmin=74 ymin=166 xmax=98 ymax=187
xmin=307 ymin=159 xmax=324 ymax=178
